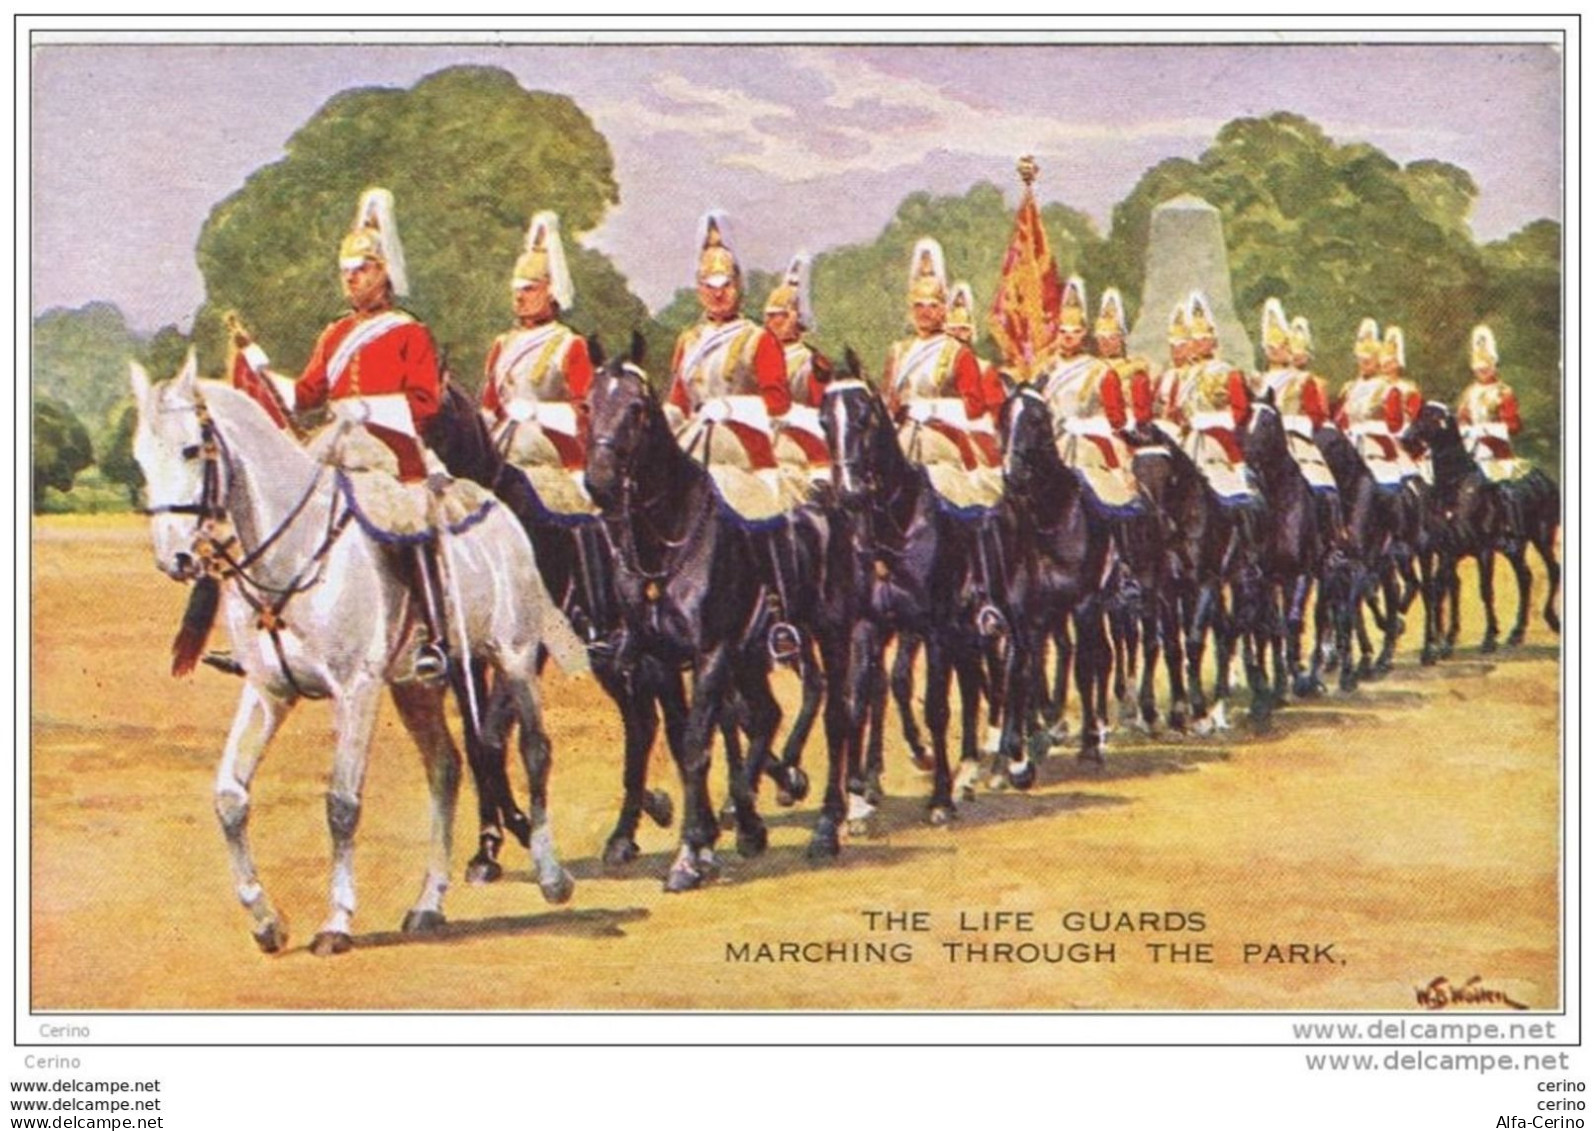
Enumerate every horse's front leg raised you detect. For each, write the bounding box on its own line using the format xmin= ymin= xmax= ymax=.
xmin=388 ymin=681 xmax=461 ymax=932
xmin=214 ymin=682 xmax=294 ymax=954
xmin=312 ymin=673 xmax=385 ymax=956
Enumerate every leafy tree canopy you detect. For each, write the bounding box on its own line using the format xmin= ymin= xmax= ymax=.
xmin=33 ymin=396 xmax=93 ymax=510
xmin=192 ymin=65 xmax=647 ymax=395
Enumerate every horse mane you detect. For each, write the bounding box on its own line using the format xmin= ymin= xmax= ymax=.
xmin=193 ymin=381 xmax=315 ymax=475
xmin=1420 ymin=405 xmax=1480 ymax=487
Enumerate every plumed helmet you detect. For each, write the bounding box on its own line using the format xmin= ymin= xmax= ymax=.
xmin=1471 ymin=324 xmax=1499 ymax=371
xmin=339 ymin=188 xmax=409 ymax=297
xmin=513 ymin=211 xmax=575 ymax=311
xmin=1167 ymin=299 xmax=1191 ymax=345
xmin=1186 ymin=290 xmax=1216 ymax=342
xmin=1095 ymin=287 xmax=1127 ymax=339
xmin=696 ymin=210 xmax=740 ymax=287
xmin=1261 ymin=297 xmax=1291 ymax=353
xmin=764 ymin=253 xmax=814 ymax=330
xmin=1059 ymin=275 xmax=1088 ymax=331
xmin=946 ymin=281 xmax=977 ymax=339
xmin=1354 ymin=317 xmax=1381 ymax=362
xmin=1288 ymin=316 xmax=1314 ymax=358
xmin=1381 ymin=325 xmax=1406 ymax=370
xmin=907 ymin=237 xmax=948 ymax=305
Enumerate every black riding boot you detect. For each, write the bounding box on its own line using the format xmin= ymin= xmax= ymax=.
xmin=411 ymin=540 xmax=450 ymax=681
xmin=763 ymin=524 xmax=802 ymax=663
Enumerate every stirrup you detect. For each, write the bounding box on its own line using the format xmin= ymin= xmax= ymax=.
xmin=411 ymin=641 xmax=449 ymax=682
xmin=201 ymin=651 xmax=245 ymax=677
xmin=977 ymin=604 xmax=1008 ymax=638
xmin=767 ymin=622 xmax=802 ymax=664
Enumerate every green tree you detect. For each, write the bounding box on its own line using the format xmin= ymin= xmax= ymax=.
xmin=97 ymin=401 xmax=144 ymax=507
xmin=31 ymin=302 xmax=142 ymax=429
xmin=1480 ymin=219 xmax=1561 ymax=475
xmin=33 ymin=396 xmax=94 ymax=511
xmin=192 ymin=65 xmax=649 ymax=395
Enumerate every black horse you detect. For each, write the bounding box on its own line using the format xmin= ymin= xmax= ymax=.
xmin=819 ymin=370 xmax=1010 ymax=825
xmin=1404 ymin=402 xmax=1561 ymax=656
xmin=586 ymin=353 xmax=805 ymax=891
xmin=1240 ymin=402 xmax=1326 ymax=715
xmin=424 ymin=372 xmax=676 ymax=879
xmin=994 ymin=386 xmax=1116 ymax=765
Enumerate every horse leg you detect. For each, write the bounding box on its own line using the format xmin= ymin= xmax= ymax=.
xmin=999 ymin=619 xmax=1038 ymax=789
xmin=1185 ymin=583 xmax=1213 ymax=732
xmin=1372 ymin=567 xmax=1401 ymax=675
xmin=1478 ymin=548 xmax=1499 ymax=653
xmin=768 ymin=637 xmax=820 ymax=805
xmin=664 ymin=645 xmax=732 ymax=893
xmin=848 ymin=623 xmax=886 ymax=832
xmin=311 ymin=675 xmax=384 ymax=956
xmin=456 ymin=659 xmax=524 ymax=885
xmin=1074 ymin=600 xmax=1107 ymax=764
xmin=389 ymin=681 xmax=462 ymax=932
xmin=892 ymin=633 xmax=931 ymax=771
xmin=601 ymin=657 xmax=669 ymax=868
xmin=500 ymin=659 xmax=574 ymax=904
xmin=1536 ymin=528 xmax=1561 ymax=633
xmin=1045 ymin=621 xmax=1072 ymax=746
xmin=863 ymin=636 xmax=890 ymax=803
xmin=718 ymin=701 xmax=748 ymax=831
xmin=809 ymin=629 xmax=861 ymax=859
xmin=981 ymin=634 xmax=1008 ymax=759
xmin=921 ymin=634 xmax=957 ymax=823
xmin=1136 ymin=595 xmax=1161 ymax=731
xmin=1162 ymin=589 xmax=1190 ymax=732
xmin=1416 ymin=546 xmax=1439 ymax=666
xmin=952 ymin=640 xmax=985 ymax=803
xmin=213 ymin=682 xmax=294 ymax=953
xmin=1210 ymin=588 xmax=1236 ymax=733
xmin=1505 ymin=542 xmax=1532 ymax=647
xmin=727 ymin=664 xmax=780 ymax=859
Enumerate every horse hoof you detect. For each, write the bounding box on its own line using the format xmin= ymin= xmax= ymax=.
xmin=602 ymin=838 xmax=639 ymax=868
xmin=539 ymin=870 xmax=576 ymax=905
xmin=1009 ymin=758 xmax=1038 ymax=791
xmin=909 ymin=746 xmax=935 ymax=773
xmin=401 ymin=909 xmax=446 ymax=934
xmin=987 ymin=772 xmax=1009 ymax=792
xmin=718 ymin=803 xmax=738 ymax=832
xmin=808 ymin=821 xmax=841 ymax=860
xmin=1506 ymin=630 xmax=1525 ymax=648
xmin=465 ymin=856 xmax=503 ymax=885
xmin=864 ymin=775 xmax=885 ymax=806
xmin=643 ymin=790 xmax=674 ymax=829
xmin=252 ymin=920 xmax=288 ymax=955
xmin=663 ymin=864 xmax=703 ymax=894
xmin=782 ymin=767 xmax=811 ymax=806
xmin=1292 ymin=674 xmax=1320 ymax=699
xmin=1374 ymin=656 xmax=1394 ymax=675
xmin=310 ymin=931 xmax=352 ymax=957
xmin=1356 ymin=658 xmax=1374 ymax=680
xmin=1167 ymin=711 xmax=1187 ymax=735
xmin=1439 ymin=642 xmax=1455 ymax=660
xmin=736 ymin=824 xmax=769 ymax=859
xmin=927 ymin=805 xmax=954 ymax=827
xmin=953 ymin=760 xmax=981 ymax=802
xmin=1546 ymin=612 xmax=1561 ymax=634
xmin=1480 ymin=637 xmax=1498 ymax=655
xmin=1420 ymin=649 xmax=1438 ymax=668
xmin=1077 ymin=747 xmax=1105 ymax=767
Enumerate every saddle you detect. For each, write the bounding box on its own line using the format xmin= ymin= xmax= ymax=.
xmin=1279 ymin=418 xmax=1339 ymax=495
xmin=312 ymin=422 xmax=495 ymax=540
xmin=1182 ymin=412 xmax=1257 ymax=505
xmin=1347 ymin=423 xmax=1413 ymax=490
xmin=896 ymin=400 xmax=1003 ymax=509
xmin=1057 ymin=418 xmax=1143 ymax=514
xmin=678 ymin=396 xmax=812 ymax=521
xmin=1464 ymin=427 xmax=1531 ymax=483
xmin=492 ymin=403 xmax=597 ymax=518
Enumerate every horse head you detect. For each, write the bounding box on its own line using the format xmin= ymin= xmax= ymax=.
xmin=1401 ymin=400 xmax=1457 ymax=456
xmin=1243 ymin=396 xmax=1291 ymax=473
xmin=820 ymin=348 xmax=891 ymax=506
xmin=584 ymin=333 xmax=665 ymax=511
xmin=130 ymin=350 xmax=224 ymax=580
xmin=995 ymin=379 xmax=1059 ymax=499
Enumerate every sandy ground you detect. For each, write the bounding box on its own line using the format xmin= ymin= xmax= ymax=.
xmin=29 ymin=514 xmax=1562 ymax=1012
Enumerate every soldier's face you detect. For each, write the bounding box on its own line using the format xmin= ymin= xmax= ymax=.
xmin=1292 ymin=350 xmax=1312 ymax=368
xmin=514 ymin=279 xmax=554 ymax=324
xmin=1097 ymin=332 xmax=1123 ymax=358
xmin=1170 ymin=341 xmax=1190 ymax=365
xmin=1357 ymin=355 xmax=1378 ymax=377
xmin=699 ymin=278 xmax=740 ymax=321
xmin=1266 ymin=344 xmax=1292 ymax=367
xmin=342 ymin=259 xmax=391 ymax=312
xmin=912 ymin=299 xmax=945 ymax=336
xmin=764 ymin=307 xmax=801 ymax=344
xmin=1058 ymin=325 xmax=1087 ymax=355
xmin=948 ymin=324 xmax=973 ymax=345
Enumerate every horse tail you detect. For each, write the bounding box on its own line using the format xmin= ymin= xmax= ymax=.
xmin=539 ymin=587 xmax=591 ymax=677
xmin=171 ymin=576 xmax=221 ymax=677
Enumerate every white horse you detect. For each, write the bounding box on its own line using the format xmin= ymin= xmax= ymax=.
xmin=130 ymin=354 xmax=587 ymax=956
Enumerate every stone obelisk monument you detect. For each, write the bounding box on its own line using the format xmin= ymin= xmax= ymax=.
xmin=1127 ymin=194 xmax=1256 ymax=367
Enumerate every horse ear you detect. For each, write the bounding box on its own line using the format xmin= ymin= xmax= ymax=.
xmin=175 ymin=347 xmax=199 ymax=393
xmin=129 ymin=360 xmax=152 ymax=405
xmin=843 ymin=347 xmax=862 ymax=379
xmin=628 ymin=329 xmax=647 ymax=368
xmin=999 ymin=369 xmax=1018 ymax=399
xmin=587 ymin=334 xmax=605 ymax=369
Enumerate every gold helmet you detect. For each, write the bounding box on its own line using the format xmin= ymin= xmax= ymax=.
xmin=695 ymin=210 xmax=740 ymax=287
xmin=1471 ymin=324 xmax=1499 ymax=371
xmin=1187 ymin=291 xmax=1216 ymax=342
xmin=1381 ymin=325 xmax=1406 ymax=371
xmin=513 ymin=211 xmax=575 ymax=311
xmin=946 ymin=281 xmax=977 ymax=340
xmin=338 ymin=187 xmax=409 ymax=297
xmin=907 ymin=238 xmax=947 ymax=305
xmin=1167 ymin=299 xmax=1191 ymax=345
xmin=1095 ymin=287 xmax=1127 ymax=339
xmin=1059 ymin=275 xmax=1088 ymax=332
xmin=1354 ymin=317 xmax=1381 ymax=362
xmin=763 ymin=253 xmax=814 ymax=329
xmin=1261 ymin=297 xmax=1290 ymax=354
xmin=1288 ymin=316 xmax=1314 ymax=359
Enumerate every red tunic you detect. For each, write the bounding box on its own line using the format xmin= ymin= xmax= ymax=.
xmin=479 ymin=327 xmax=594 ymax=418
xmin=295 ymin=311 xmax=442 ymax=482
xmin=667 ymin=320 xmax=791 ymax=418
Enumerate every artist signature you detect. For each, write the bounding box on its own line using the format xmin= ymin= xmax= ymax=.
xmin=1415 ymin=975 xmax=1528 ymax=1010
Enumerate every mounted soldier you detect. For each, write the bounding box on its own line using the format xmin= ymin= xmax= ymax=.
xmin=1173 ymin=291 xmax=1256 ymax=504
xmin=883 ymin=237 xmax=1002 ymax=506
xmin=1380 ymin=326 xmax=1429 ymax=485
xmin=1457 ymin=324 xmax=1527 ymax=482
xmin=763 ymin=252 xmax=832 ymax=485
xmin=480 ymin=210 xmax=595 ymax=515
xmin=229 ymin=187 xmax=474 ymax=681
xmin=947 ymin=280 xmax=1010 ymax=428
xmin=1336 ymin=317 xmax=1407 ymax=490
xmin=1147 ymin=299 xmax=1194 ymax=443
xmin=1254 ymin=299 xmax=1337 ymax=496
xmin=1035 ymin=276 xmax=1141 ymax=514
xmin=666 ymin=210 xmax=802 ymax=516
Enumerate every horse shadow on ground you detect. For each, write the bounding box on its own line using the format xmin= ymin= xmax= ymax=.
xmin=325 ymin=906 xmax=652 ymax=954
xmin=561 ymin=839 xmax=954 ymax=889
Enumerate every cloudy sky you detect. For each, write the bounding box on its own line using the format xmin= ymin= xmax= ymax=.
xmin=31 ymin=35 xmax=1562 ymax=333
